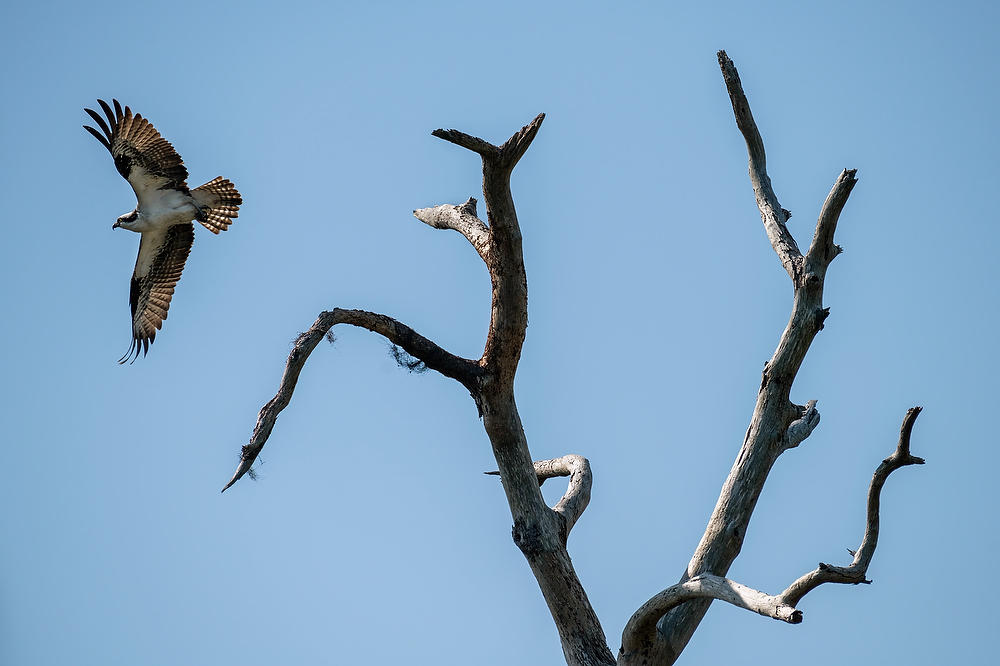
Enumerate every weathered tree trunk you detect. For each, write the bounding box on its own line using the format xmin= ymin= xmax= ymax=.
xmin=224 ymin=52 xmax=924 ymax=666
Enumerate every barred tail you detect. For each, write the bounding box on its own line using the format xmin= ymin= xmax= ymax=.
xmin=192 ymin=176 xmax=243 ymax=234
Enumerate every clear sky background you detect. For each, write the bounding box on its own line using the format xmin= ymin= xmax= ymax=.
xmin=1 ymin=1 xmax=996 ymax=664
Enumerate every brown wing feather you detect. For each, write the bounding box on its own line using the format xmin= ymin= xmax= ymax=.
xmin=83 ymin=98 xmax=190 ymax=198
xmin=121 ymin=224 xmax=195 ymax=364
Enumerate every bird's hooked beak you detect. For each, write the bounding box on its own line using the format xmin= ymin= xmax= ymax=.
xmin=114 ymin=210 xmax=138 ymax=229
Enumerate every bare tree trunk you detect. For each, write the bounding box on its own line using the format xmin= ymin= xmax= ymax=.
xmin=224 ymin=52 xmax=924 ymax=666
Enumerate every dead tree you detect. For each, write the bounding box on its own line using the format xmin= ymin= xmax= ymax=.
xmin=222 ymin=51 xmax=925 ymax=666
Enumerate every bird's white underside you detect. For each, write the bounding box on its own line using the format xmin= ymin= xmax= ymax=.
xmin=118 ymin=166 xmax=200 ymax=278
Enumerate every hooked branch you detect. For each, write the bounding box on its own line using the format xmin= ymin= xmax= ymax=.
xmin=487 ymin=454 xmax=594 ymax=541
xmin=779 ymin=407 xmax=925 ymax=605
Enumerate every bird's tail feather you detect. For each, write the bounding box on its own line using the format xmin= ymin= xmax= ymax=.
xmin=192 ymin=177 xmax=242 ymax=234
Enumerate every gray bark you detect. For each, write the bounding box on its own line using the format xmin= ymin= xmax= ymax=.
xmin=628 ymin=50 xmax=858 ymax=665
xmin=225 ymin=51 xmax=925 ymax=666
xmin=620 ymin=409 xmax=924 ymax=659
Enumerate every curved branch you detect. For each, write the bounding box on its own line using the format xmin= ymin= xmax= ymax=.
xmin=222 ymin=308 xmax=482 ymax=492
xmin=621 ymin=575 xmax=800 ymax=656
xmin=487 ymin=454 xmax=593 ymax=539
xmin=624 ymin=408 xmax=925 ymax=659
xmin=718 ymin=49 xmax=801 ymax=280
xmin=413 ymin=197 xmax=491 ymax=261
xmin=780 ymin=407 xmax=925 ymax=605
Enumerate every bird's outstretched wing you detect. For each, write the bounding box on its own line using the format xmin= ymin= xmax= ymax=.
xmin=121 ymin=224 xmax=195 ymax=364
xmin=83 ymin=99 xmax=190 ymax=206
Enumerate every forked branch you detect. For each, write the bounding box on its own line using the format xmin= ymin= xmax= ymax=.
xmin=646 ymin=52 xmax=861 ymax=665
xmin=433 ymin=115 xmax=615 ymax=666
xmin=222 ymin=308 xmax=482 ymax=492
xmin=433 ymin=113 xmax=545 ymax=174
xmin=621 ymin=574 xmax=800 ymax=655
xmin=224 ymin=113 xmax=616 ymax=666
xmin=432 ymin=113 xmax=545 ymax=384
xmin=621 ymin=408 xmax=925 ymax=659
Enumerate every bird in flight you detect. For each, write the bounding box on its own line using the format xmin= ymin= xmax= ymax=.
xmin=84 ymin=99 xmax=242 ymax=363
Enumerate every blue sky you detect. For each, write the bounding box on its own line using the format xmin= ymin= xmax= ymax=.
xmin=1 ymin=1 xmax=996 ymax=664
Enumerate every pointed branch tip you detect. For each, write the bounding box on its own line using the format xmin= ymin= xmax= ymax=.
xmin=430 ymin=127 xmax=497 ymax=157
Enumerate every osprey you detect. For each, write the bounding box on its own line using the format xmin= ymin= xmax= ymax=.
xmin=84 ymin=99 xmax=242 ymax=363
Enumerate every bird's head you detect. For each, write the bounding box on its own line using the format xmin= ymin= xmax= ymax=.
xmin=113 ymin=210 xmax=138 ymax=230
